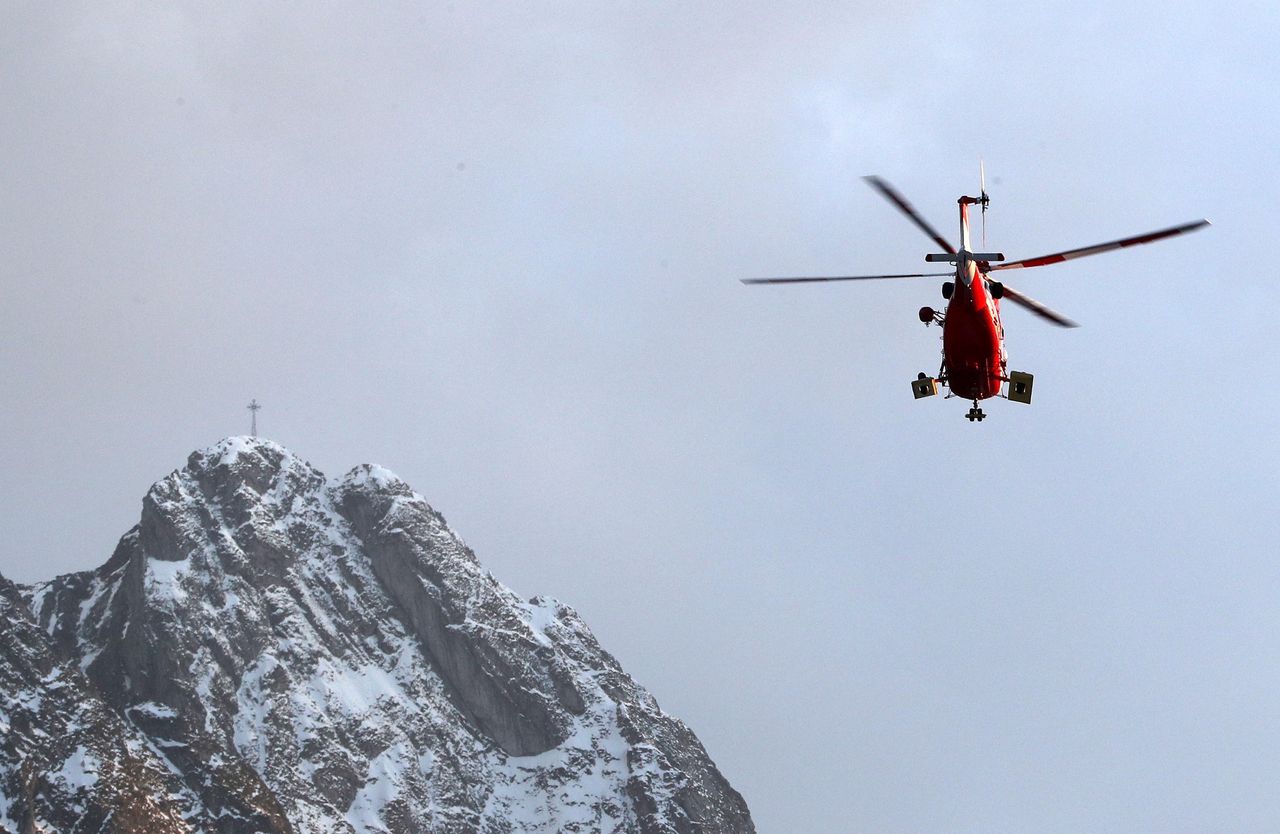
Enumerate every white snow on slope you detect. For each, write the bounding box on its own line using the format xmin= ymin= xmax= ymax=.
xmin=54 ymin=744 xmax=102 ymax=791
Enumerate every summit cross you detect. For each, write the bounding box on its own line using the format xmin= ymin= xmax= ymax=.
xmin=247 ymin=399 xmax=261 ymax=436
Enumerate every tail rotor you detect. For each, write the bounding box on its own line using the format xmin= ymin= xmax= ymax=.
xmin=979 ymin=159 xmax=990 ymax=248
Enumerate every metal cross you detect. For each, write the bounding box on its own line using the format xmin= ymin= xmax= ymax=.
xmin=247 ymin=399 xmax=261 ymax=436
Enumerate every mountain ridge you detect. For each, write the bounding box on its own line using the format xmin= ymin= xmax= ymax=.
xmin=2 ymin=437 xmax=754 ymax=834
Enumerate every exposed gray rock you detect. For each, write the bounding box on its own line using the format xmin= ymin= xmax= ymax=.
xmin=7 ymin=437 xmax=754 ymax=833
xmin=0 ymin=572 xmax=205 ymax=833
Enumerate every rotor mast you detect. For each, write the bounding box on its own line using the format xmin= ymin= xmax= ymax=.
xmin=924 ymin=192 xmax=1004 ymax=285
xmin=959 ymin=196 xmax=975 ymax=252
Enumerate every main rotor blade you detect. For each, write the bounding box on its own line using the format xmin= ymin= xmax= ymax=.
xmin=863 ymin=176 xmax=956 ymax=255
xmin=993 ymin=219 xmax=1210 ymax=271
xmin=1001 ymin=285 xmax=1079 ymax=327
xmin=742 ymin=272 xmax=953 ymax=285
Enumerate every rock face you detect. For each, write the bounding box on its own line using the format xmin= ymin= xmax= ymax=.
xmin=4 ymin=437 xmax=754 ymax=834
xmin=0 ymin=572 xmax=203 ymax=833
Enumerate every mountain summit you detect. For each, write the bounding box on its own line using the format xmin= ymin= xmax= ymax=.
xmin=5 ymin=437 xmax=754 ymax=833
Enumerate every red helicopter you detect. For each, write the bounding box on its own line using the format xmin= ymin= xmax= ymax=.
xmin=744 ymin=169 xmax=1209 ymax=421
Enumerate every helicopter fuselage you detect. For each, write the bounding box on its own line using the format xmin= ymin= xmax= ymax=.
xmin=941 ymin=262 xmax=1005 ymax=400
xmin=939 ymin=198 xmax=1006 ymax=400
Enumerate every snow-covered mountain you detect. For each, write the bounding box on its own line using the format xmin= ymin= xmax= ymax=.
xmin=3 ymin=437 xmax=754 ymax=833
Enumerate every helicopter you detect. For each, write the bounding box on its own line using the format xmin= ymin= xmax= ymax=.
xmin=743 ymin=169 xmax=1209 ymax=421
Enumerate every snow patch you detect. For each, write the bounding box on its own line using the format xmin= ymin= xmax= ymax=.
xmin=203 ymin=435 xmax=289 ymax=468
xmin=131 ymin=701 xmax=178 ymax=719
xmin=346 ymin=741 xmax=415 ymax=834
xmin=146 ymin=557 xmax=191 ymax=603
xmin=341 ymin=465 xmax=405 ymax=491
xmin=522 ymin=597 xmax=564 ymax=648
xmin=78 ymin=644 xmax=104 ymax=674
xmin=27 ymin=581 xmax=54 ymax=633
xmin=483 ymin=703 xmax=634 ymax=834
xmin=54 ymin=745 xmax=102 ymax=790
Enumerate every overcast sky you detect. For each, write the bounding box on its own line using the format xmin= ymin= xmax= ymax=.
xmin=2 ymin=2 xmax=1278 ymax=832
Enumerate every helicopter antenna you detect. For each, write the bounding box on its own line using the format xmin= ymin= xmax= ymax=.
xmin=979 ymin=159 xmax=989 ymax=248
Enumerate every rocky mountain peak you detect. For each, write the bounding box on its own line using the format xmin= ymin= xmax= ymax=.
xmin=137 ymin=437 xmax=324 ymax=567
xmin=8 ymin=439 xmax=754 ymax=833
